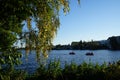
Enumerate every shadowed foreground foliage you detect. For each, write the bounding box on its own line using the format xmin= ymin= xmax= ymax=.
xmin=25 ymin=60 xmax=120 ymax=80
xmin=1 ymin=60 xmax=120 ymax=80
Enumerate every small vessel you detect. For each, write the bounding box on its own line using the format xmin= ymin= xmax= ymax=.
xmin=85 ymin=52 xmax=94 ymax=56
xmin=69 ymin=52 xmax=75 ymax=55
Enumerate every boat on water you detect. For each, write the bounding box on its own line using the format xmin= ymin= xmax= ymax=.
xmin=69 ymin=52 xmax=75 ymax=55
xmin=85 ymin=52 xmax=94 ymax=56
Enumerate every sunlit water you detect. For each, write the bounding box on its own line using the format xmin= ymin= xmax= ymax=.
xmin=16 ymin=50 xmax=120 ymax=73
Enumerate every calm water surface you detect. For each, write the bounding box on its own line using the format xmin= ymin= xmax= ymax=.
xmin=17 ymin=50 xmax=120 ymax=73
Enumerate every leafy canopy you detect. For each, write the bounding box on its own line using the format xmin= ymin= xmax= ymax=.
xmin=0 ymin=0 xmax=80 ymax=58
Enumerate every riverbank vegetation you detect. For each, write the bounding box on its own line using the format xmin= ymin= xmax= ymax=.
xmin=1 ymin=60 xmax=120 ymax=80
xmin=25 ymin=60 xmax=120 ymax=80
xmin=1 ymin=55 xmax=120 ymax=80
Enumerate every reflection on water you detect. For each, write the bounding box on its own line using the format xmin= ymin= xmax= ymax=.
xmin=17 ymin=50 xmax=120 ymax=73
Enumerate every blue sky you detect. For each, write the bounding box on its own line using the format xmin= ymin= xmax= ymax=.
xmin=53 ymin=0 xmax=120 ymax=45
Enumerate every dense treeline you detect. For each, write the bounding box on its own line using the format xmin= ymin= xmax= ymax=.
xmin=53 ymin=36 xmax=120 ymax=50
xmin=108 ymin=36 xmax=120 ymax=50
xmin=71 ymin=40 xmax=108 ymax=50
xmin=53 ymin=41 xmax=108 ymax=50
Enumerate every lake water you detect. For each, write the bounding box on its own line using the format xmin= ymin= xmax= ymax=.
xmin=17 ymin=50 xmax=120 ymax=73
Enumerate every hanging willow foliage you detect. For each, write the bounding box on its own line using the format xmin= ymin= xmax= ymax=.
xmin=0 ymin=0 xmax=80 ymax=59
xmin=24 ymin=0 xmax=71 ymax=58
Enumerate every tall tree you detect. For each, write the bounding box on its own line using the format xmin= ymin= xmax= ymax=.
xmin=0 ymin=0 xmax=80 ymax=64
xmin=0 ymin=0 xmax=70 ymax=54
xmin=0 ymin=0 xmax=80 ymax=79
